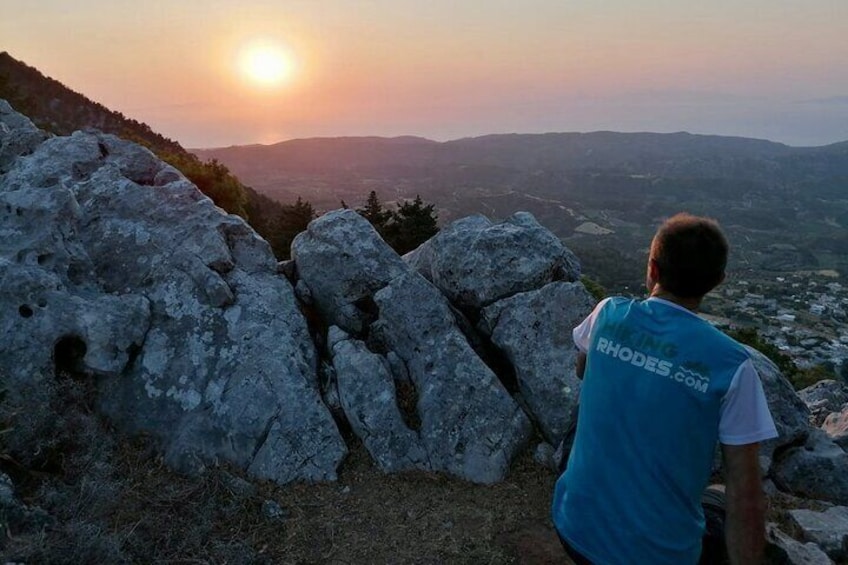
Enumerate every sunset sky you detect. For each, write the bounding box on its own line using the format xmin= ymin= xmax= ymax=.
xmin=3 ymin=0 xmax=847 ymax=148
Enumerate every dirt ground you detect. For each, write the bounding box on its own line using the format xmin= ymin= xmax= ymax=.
xmin=3 ymin=430 xmax=573 ymax=564
xmin=260 ymin=442 xmax=572 ymax=564
xmin=4 ymin=424 xmax=833 ymax=564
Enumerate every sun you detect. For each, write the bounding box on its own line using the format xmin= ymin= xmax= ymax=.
xmin=238 ymin=40 xmax=295 ymax=88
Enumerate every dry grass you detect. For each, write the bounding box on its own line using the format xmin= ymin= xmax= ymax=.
xmin=2 ymin=383 xmax=570 ymax=565
xmin=3 ymin=379 xmax=828 ymax=565
xmin=5 ymin=378 xmax=822 ymax=564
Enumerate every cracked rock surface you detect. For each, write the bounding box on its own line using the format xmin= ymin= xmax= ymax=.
xmin=0 ymin=101 xmax=346 ymax=484
xmin=404 ymin=212 xmax=581 ymax=311
xmin=294 ymin=211 xmax=532 ymax=483
xmin=479 ymin=281 xmax=595 ymax=445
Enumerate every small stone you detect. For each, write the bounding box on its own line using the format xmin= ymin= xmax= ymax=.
xmin=277 ymin=259 xmax=296 ymax=282
xmin=533 ymin=442 xmax=557 ymax=471
xmin=261 ymin=499 xmax=289 ymax=521
xmin=221 ymin=471 xmax=257 ymax=498
xmin=0 ymin=472 xmax=15 ymax=503
xmin=295 ymin=279 xmax=313 ymax=305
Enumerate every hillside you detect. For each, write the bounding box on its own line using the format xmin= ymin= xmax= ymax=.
xmin=195 ymin=132 xmax=848 ymax=290
xmin=0 ymin=52 xmax=183 ymax=155
xmin=0 ymin=52 xmax=301 ymax=258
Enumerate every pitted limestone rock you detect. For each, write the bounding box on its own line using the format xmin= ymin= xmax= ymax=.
xmin=329 ymin=326 xmax=428 ymax=472
xmin=291 ymin=209 xmax=407 ymax=335
xmin=404 ymin=212 xmax=581 ymax=310
xmin=479 ymin=281 xmax=596 ymax=445
xmin=772 ymin=429 xmax=848 ymax=505
xmin=0 ymin=105 xmax=346 ymax=485
xmin=371 ymin=272 xmax=532 ymax=483
xmin=0 ymin=99 xmax=47 ymax=173
xmin=746 ymin=346 xmax=812 ymax=466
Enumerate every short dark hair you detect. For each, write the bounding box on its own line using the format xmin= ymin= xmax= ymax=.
xmin=650 ymin=213 xmax=728 ymax=299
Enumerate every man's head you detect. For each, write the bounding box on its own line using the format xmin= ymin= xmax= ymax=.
xmin=647 ymin=213 xmax=728 ymax=299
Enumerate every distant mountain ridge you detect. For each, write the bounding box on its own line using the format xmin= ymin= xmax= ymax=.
xmin=195 ymin=130 xmax=848 ymax=180
xmin=194 ymin=129 xmax=848 ymax=290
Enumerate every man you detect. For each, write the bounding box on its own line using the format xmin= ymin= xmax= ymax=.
xmin=552 ymin=213 xmax=778 ymax=564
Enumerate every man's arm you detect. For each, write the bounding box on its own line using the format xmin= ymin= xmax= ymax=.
xmin=575 ymin=351 xmax=586 ymax=380
xmin=721 ymin=442 xmax=766 ymax=565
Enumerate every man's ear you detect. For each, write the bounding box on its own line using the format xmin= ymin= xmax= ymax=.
xmin=648 ymin=258 xmax=661 ymax=282
xmin=718 ymin=271 xmax=726 ymax=285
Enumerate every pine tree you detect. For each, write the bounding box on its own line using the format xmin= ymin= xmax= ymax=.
xmin=383 ymin=195 xmax=438 ymax=255
xmin=357 ymin=191 xmax=392 ymax=235
xmin=271 ymin=197 xmax=316 ymax=259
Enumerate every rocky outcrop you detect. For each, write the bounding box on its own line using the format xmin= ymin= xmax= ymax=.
xmin=291 ymin=209 xmax=407 ymax=334
xmin=772 ymin=430 xmax=848 ymax=506
xmin=404 ymin=212 xmax=581 ymax=311
xmin=478 ymin=281 xmax=595 ymax=444
xmin=788 ymin=506 xmax=848 ymax=561
xmin=4 ymin=99 xmax=848 ymax=558
xmin=329 ymin=326 xmax=428 ymax=472
xmin=766 ymin=523 xmax=834 ymax=565
xmin=799 ymin=380 xmax=848 ymax=427
xmin=370 ymin=272 xmax=532 ymax=483
xmin=0 ymin=102 xmax=346 ymax=484
xmin=293 ymin=212 xmax=532 ymax=483
xmin=0 ymin=100 xmax=46 ymax=173
xmin=746 ymin=347 xmax=812 ymax=464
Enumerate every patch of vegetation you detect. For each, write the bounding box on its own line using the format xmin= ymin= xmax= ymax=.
xmin=728 ymin=327 xmax=837 ymax=390
xmin=356 ymin=191 xmax=439 ymax=254
xmin=580 ymin=275 xmax=607 ymax=301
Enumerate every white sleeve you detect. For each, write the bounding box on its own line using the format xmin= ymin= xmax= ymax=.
xmin=572 ymin=297 xmax=610 ymax=352
xmin=719 ymin=358 xmax=779 ymax=445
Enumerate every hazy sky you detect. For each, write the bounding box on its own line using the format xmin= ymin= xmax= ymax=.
xmin=3 ymin=0 xmax=847 ymax=147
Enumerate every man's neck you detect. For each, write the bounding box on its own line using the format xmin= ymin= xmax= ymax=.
xmin=649 ymin=288 xmax=702 ymax=313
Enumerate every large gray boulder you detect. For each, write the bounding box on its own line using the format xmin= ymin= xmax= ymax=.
xmin=799 ymin=380 xmax=848 ymax=427
xmin=788 ymin=506 xmax=848 ymax=561
xmin=0 ymin=106 xmax=346 ymax=484
xmin=329 ymin=326 xmax=428 ymax=472
xmin=766 ymin=523 xmax=834 ymax=565
xmin=746 ymin=347 xmax=812 ymax=464
xmin=291 ymin=209 xmax=407 ymax=334
xmin=404 ymin=212 xmax=581 ymax=310
xmin=478 ymin=281 xmax=596 ymax=444
xmin=371 ymin=272 xmax=533 ymax=483
xmin=772 ymin=430 xmax=848 ymax=505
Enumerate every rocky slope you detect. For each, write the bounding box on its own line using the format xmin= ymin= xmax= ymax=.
xmin=2 ymin=100 xmax=848 ymax=562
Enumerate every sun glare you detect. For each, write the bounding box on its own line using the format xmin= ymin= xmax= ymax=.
xmin=239 ymin=41 xmax=295 ymax=88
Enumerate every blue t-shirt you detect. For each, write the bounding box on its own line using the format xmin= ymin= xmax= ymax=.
xmin=552 ymin=297 xmax=777 ymax=565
